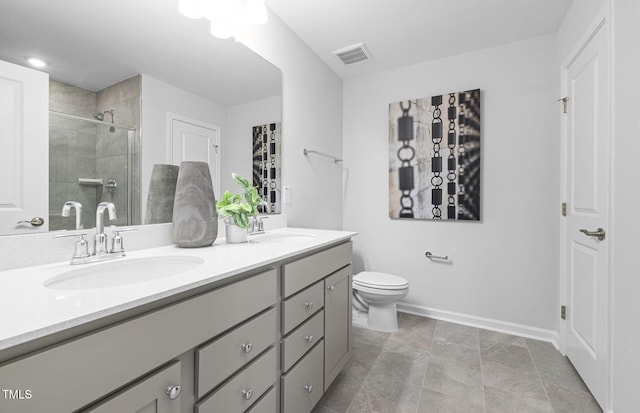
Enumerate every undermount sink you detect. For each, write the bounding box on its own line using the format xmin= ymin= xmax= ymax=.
xmin=44 ymin=255 xmax=205 ymax=290
xmin=248 ymin=233 xmax=316 ymax=244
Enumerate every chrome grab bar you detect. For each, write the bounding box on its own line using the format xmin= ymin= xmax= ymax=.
xmin=303 ymin=148 xmax=343 ymax=163
xmin=425 ymin=251 xmax=448 ymax=261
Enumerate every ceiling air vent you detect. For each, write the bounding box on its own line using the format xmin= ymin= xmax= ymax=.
xmin=332 ymin=42 xmax=371 ymax=66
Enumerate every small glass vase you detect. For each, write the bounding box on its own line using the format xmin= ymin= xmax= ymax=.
xmin=224 ymin=219 xmax=248 ymax=243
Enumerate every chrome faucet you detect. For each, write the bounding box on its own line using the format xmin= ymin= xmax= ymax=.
xmin=61 ymin=201 xmax=84 ymax=229
xmin=248 ymin=215 xmax=268 ymax=235
xmin=55 ymin=202 xmax=137 ymax=265
xmin=95 ymin=202 xmax=117 ymax=255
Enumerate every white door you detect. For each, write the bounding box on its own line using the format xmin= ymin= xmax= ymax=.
xmin=562 ymin=21 xmax=608 ymax=407
xmin=169 ymin=115 xmax=221 ymax=192
xmin=0 ymin=60 xmax=49 ymax=234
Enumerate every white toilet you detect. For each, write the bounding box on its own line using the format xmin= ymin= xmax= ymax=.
xmin=352 ymin=271 xmax=409 ymax=333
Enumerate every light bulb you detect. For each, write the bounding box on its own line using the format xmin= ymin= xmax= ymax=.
xmin=178 ymin=0 xmax=203 ymax=19
xmin=27 ymin=58 xmax=47 ymax=68
xmin=245 ymin=0 xmax=267 ymax=25
xmin=210 ymin=19 xmax=233 ymax=39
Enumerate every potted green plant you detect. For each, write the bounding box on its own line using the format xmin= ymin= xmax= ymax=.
xmin=216 ymin=173 xmax=262 ymax=243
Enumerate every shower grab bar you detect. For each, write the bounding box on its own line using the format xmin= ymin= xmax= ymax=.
xmin=303 ymin=148 xmax=343 ymax=163
xmin=425 ymin=251 xmax=448 ymax=261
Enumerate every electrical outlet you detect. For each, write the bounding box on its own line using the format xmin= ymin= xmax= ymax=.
xmin=283 ymin=186 xmax=291 ymax=203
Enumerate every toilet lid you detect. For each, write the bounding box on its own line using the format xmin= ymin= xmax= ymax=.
xmin=353 ymin=271 xmax=409 ymax=290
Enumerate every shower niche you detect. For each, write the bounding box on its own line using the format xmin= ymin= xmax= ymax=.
xmin=48 ymin=77 xmax=140 ymax=231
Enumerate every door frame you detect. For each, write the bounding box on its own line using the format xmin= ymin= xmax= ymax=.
xmin=166 ymin=112 xmax=221 ymax=192
xmin=558 ymin=5 xmax=613 ymax=411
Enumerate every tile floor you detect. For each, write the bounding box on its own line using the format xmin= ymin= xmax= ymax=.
xmin=312 ymin=313 xmax=602 ymax=413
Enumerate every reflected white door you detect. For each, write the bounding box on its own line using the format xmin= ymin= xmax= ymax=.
xmin=0 ymin=60 xmax=48 ymax=234
xmin=563 ymin=21 xmax=608 ymax=407
xmin=169 ymin=115 xmax=220 ymax=192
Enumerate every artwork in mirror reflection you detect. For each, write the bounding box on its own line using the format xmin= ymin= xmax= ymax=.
xmin=389 ymin=89 xmax=481 ymax=221
xmin=253 ymin=122 xmax=281 ymax=214
xmin=49 ymin=77 xmax=141 ymax=231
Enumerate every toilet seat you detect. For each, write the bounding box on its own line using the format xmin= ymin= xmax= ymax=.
xmin=353 ymin=271 xmax=408 ymax=290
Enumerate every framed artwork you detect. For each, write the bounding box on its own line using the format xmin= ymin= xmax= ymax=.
xmin=389 ymin=89 xmax=480 ymax=220
xmin=252 ymin=122 xmax=281 ymax=213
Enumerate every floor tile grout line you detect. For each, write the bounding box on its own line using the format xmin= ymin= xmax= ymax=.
xmin=526 ymin=341 xmax=558 ymax=413
xmin=476 ymin=329 xmax=488 ymax=413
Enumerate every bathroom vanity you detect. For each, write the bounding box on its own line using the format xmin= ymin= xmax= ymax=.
xmin=0 ymin=228 xmax=355 ymax=413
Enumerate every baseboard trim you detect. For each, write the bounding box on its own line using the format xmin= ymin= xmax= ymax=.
xmin=397 ymin=302 xmax=560 ymax=349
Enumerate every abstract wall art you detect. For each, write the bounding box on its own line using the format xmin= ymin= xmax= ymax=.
xmin=252 ymin=122 xmax=281 ymax=214
xmin=389 ymin=89 xmax=480 ymax=221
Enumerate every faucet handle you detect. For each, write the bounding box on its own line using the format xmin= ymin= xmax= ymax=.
xmin=54 ymin=232 xmax=88 ymax=239
xmin=257 ymin=216 xmax=269 ymax=232
xmin=55 ymin=232 xmax=90 ymax=260
xmin=110 ymin=228 xmax=137 ymax=254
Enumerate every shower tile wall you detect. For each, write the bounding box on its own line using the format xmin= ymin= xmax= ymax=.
xmin=48 ymin=77 xmax=141 ymax=231
xmin=96 ymin=75 xmax=141 ymax=226
xmin=49 ymin=81 xmax=99 ymax=230
xmin=50 ymin=80 xmax=96 ymax=118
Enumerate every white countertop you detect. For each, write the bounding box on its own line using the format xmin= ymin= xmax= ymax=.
xmin=0 ymin=227 xmax=356 ymax=352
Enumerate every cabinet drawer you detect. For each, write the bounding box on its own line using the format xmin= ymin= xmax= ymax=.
xmin=282 ymin=281 xmax=324 ymax=335
xmin=281 ymin=340 xmax=324 ymax=413
xmin=282 ymin=310 xmax=324 ymax=372
xmin=196 ymin=347 xmax=276 ymax=413
xmin=0 ymin=269 xmax=277 ymax=413
xmin=283 ymin=242 xmax=352 ymax=297
xmin=196 ymin=308 xmax=276 ymax=397
xmin=246 ymin=386 xmax=277 ymax=413
xmin=83 ymin=361 xmax=182 ymax=412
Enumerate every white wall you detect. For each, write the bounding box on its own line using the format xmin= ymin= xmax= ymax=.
xmin=226 ymin=95 xmax=282 ymax=192
xmin=610 ymin=1 xmax=640 ymax=411
xmin=239 ymin=12 xmax=344 ymax=229
xmin=140 ymin=75 xmax=227 ymax=217
xmin=342 ymin=35 xmax=559 ymax=336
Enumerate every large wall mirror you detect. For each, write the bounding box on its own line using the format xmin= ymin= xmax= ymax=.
xmin=0 ymin=0 xmax=282 ymax=236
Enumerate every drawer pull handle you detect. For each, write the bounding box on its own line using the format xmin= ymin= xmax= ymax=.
xmin=242 ymin=389 xmax=254 ymax=400
xmin=305 ymin=335 xmax=314 ymax=343
xmin=304 ymin=302 xmax=314 ymax=310
xmin=305 ymin=384 xmax=313 ymax=393
xmin=327 ymin=285 xmax=335 ymax=291
xmin=166 ymin=384 xmax=182 ymax=400
xmin=241 ymin=343 xmax=253 ymax=353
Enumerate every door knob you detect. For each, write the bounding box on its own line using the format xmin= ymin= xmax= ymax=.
xmin=17 ymin=217 xmax=44 ymax=227
xmin=579 ymin=228 xmax=605 ymax=241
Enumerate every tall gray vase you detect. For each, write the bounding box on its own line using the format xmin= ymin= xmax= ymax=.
xmin=145 ymin=164 xmax=179 ymax=224
xmin=172 ymin=161 xmax=218 ymax=247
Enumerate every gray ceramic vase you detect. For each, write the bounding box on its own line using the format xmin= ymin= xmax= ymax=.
xmin=172 ymin=161 xmax=218 ymax=247
xmin=145 ymin=164 xmax=180 ymax=224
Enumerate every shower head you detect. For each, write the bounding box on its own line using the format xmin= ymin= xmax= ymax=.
xmin=93 ymin=110 xmax=116 ymax=132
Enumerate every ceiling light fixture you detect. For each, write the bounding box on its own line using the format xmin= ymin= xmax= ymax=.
xmin=27 ymin=57 xmax=47 ymax=68
xmin=178 ymin=0 xmax=268 ymax=40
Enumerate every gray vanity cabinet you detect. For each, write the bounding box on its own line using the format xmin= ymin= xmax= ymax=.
xmin=0 ymin=269 xmax=277 ymax=413
xmin=280 ymin=242 xmax=353 ymax=413
xmin=0 ymin=239 xmax=353 ymax=413
xmin=323 ymin=264 xmax=352 ymax=389
xmin=83 ymin=361 xmax=182 ymax=413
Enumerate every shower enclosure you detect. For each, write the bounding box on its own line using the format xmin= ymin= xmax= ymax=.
xmin=49 ymin=111 xmax=138 ymax=231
